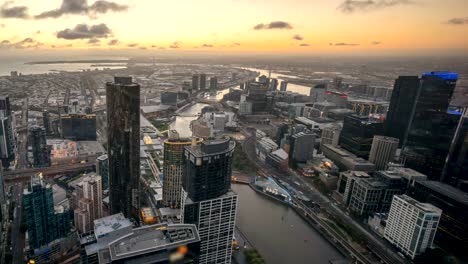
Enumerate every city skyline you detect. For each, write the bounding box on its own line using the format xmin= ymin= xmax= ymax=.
xmin=0 ymin=0 xmax=467 ymax=55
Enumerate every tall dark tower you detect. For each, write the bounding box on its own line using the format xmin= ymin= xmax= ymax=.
xmin=199 ymin=73 xmax=207 ymax=90
xmin=401 ymin=72 xmax=459 ymax=180
xmin=384 ymin=76 xmax=420 ymax=146
xmin=106 ymin=77 xmax=141 ymax=221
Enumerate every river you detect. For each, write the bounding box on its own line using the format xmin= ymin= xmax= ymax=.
xmin=171 ymin=101 xmax=343 ymax=263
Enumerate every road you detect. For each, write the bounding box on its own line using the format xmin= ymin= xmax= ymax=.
xmin=11 ymin=183 xmax=25 ymax=264
xmin=239 ymin=126 xmax=408 ymax=264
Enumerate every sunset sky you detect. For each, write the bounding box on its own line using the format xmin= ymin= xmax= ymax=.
xmin=0 ymin=0 xmax=467 ymax=54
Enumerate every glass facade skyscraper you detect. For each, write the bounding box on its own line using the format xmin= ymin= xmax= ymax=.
xmin=401 ymin=72 xmax=459 ymax=180
xmin=339 ymin=115 xmax=384 ymax=159
xmin=106 ymin=77 xmax=141 ymax=221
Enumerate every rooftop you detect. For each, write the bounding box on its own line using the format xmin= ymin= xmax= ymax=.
xmin=107 ymin=224 xmax=200 ymax=261
xmin=94 ymin=213 xmax=133 ymax=238
xmin=418 ymin=181 xmax=468 ymax=206
xmin=397 ymin=195 xmax=442 ymax=214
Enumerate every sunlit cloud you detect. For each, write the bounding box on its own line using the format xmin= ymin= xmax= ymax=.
xmin=292 ymin=34 xmax=304 ymax=41
xmin=253 ymin=21 xmax=293 ymax=30
xmin=35 ymin=0 xmax=128 ymax=19
xmin=337 ymin=0 xmax=414 ymax=13
xmin=56 ymin=23 xmax=112 ymax=40
xmin=0 ymin=2 xmax=29 ymax=19
xmin=445 ymin=17 xmax=468 ymax=25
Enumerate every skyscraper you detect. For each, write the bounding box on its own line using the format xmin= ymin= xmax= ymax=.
xmin=106 ymin=76 xmax=141 ymax=221
xmin=192 ymin=74 xmax=200 ymax=91
xmin=29 ymin=126 xmax=51 ymax=168
xmin=280 ymin=81 xmax=288 ymax=91
xmin=23 ymin=175 xmax=70 ymax=249
xmin=369 ymin=136 xmax=399 ymax=170
xmin=162 ymin=130 xmax=195 ymax=208
xmin=0 ymin=95 xmax=15 ymax=169
xmin=209 ymin=76 xmax=218 ymax=91
xmin=401 ymin=72 xmax=459 ymax=179
xmin=182 ymin=138 xmax=237 ymax=264
xmin=384 ymin=195 xmax=441 ymax=259
xmin=384 ymin=76 xmax=420 ymax=146
xmin=441 ymin=108 xmax=468 ymax=189
xmin=73 ymin=173 xmax=103 ymax=233
xmin=42 ymin=110 xmax=51 ymax=135
xmin=96 ymin=154 xmax=109 ymax=190
xmin=200 ymin=73 xmax=207 ymax=90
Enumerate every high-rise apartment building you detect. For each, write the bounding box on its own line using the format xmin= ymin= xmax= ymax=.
xmin=401 ymin=72 xmax=459 ymax=179
xmin=209 ymin=76 xmax=218 ymax=90
xmin=73 ymin=173 xmax=103 ymax=233
xmin=280 ymin=81 xmax=288 ymax=91
xmin=106 ymin=76 xmax=141 ymax=221
xmin=369 ymin=136 xmax=399 ymax=170
xmin=96 ymin=154 xmax=109 ymax=190
xmin=29 ymin=126 xmax=51 ymax=168
xmin=182 ymin=138 xmax=237 ymax=264
xmin=162 ymin=130 xmax=195 ymax=208
xmin=192 ymin=74 xmax=200 ymax=91
xmin=384 ymin=195 xmax=441 ymax=259
xmin=23 ymin=175 xmax=70 ymax=249
xmin=339 ymin=115 xmax=384 ymax=159
xmin=200 ymin=73 xmax=207 ymax=90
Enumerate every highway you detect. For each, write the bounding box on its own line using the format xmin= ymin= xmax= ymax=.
xmin=239 ymin=126 xmax=409 ymax=264
xmin=4 ymin=162 xmax=95 ymax=183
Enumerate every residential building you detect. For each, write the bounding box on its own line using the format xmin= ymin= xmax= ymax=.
xmin=384 ymin=195 xmax=441 ymax=259
xmin=23 ymin=175 xmax=70 ymax=249
xmin=280 ymin=81 xmax=288 ymax=91
xmin=29 ymin=126 xmax=51 ymax=168
xmin=96 ymin=154 xmax=109 ymax=190
xmin=106 ymin=76 xmax=141 ymax=221
xmin=192 ymin=74 xmax=200 ymax=91
xmin=72 ymin=173 xmax=103 ymax=234
xmin=182 ymin=138 xmax=237 ymax=264
xmin=369 ymin=136 xmax=399 ymax=170
xmin=200 ymin=73 xmax=207 ymax=90
xmin=210 ymin=76 xmax=218 ymax=90
xmin=310 ymin=83 xmax=326 ymax=103
xmin=162 ymin=131 xmax=196 ymax=208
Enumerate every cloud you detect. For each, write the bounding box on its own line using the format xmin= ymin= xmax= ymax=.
xmin=299 ymin=43 xmax=310 ymax=47
xmin=169 ymin=41 xmax=180 ymax=49
xmin=151 ymin=45 xmax=157 ymax=48
xmin=35 ymin=30 xmax=41 ymax=34
xmin=371 ymin=41 xmax=382 ymax=45
xmin=107 ymin=38 xmax=119 ymax=45
xmin=51 ymin=43 xmax=73 ymax=48
xmin=139 ymin=46 xmax=147 ymax=50
xmin=1 ymin=38 xmax=44 ymax=49
xmin=292 ymin=34 xmax=304 ymax=41
xmin=330 ymin=42 xmax=360 ymax=46
xmin=233 ymin=42 xmax=241 ymax=46
xmin=337 ymin=0 xmax=414 ymax=13
xmin=201 ymin=43 xmax=214 ymax=48
xmin=0 ymin=24 xmax=5 ymax=28
xmin=35 ymin=0 xmax=128 ymax=19
xmin=158 ymin=47 xmax=166 ymax=50
xmin=127 ymin=43 xmax=138 ymax=47
xmin=56 ymin=23 xmax=112 ymax=39
xmin=253 ymin=21 xmax=293 ymax=30
xmin=1 ymin=2 xmax=29 ymax=18
xmin=87 ymin=38 xmax=100 ymax=46
xmin=445 ymin=17 xmax=468 ymax=25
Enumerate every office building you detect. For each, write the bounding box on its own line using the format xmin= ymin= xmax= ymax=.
xmin=162 ymin=131 xmax=195 ymax=208
xmin=280 ymin=81 xmax=288 ymax=91
xmin=407 ymin=180 xmax=468 ymax=256
xmin=320 ymin=125 xmax=342 ymax=150
xmin=182 ymin=138 xmax=237 ymax=264
xmin=96 ymin=154 xmax=109 ymax=190
xmin=246 ymin=82 xmax=269 ymax=113
xmin=200 ymin=73 xmax=207 ymax=90
xmin=61 ymin=114 xmax=97 ymax=141
xmin=339 ymin=115 xmax=384 ymax=159
xmin=310 ymin=83 xmax=326 ymax=103
xmin=289 ymin=132 xmax=315 ymax=166
xmin=384 ymin=76 xmax=420 ymax=146
xmin=321 ymin=144 xmax=375 ymax=172
xmin=210 ymin=76 xmax=218 ymax=90
xmin=29 ymin=126 xmax=51 ymax=168
xmin=23 ymin=175 xmax=70 ymax=249
xmin=442 ymin=108 xmax=468 ymax=189
xmin=72 ymin=173 xmax=103 ymax=234
xmin=270 ymin=78 xmax=278 ymax=91
xmin=192 ymin=74 xmax=200 ymax=91
xmin=106 ymin=77 xmax=141 ymax=221
xmin=384 ymin=195 xmax=441 ymax=259
xmin=183 ymin=81 xmax=192 ymax=92
xmin=82 ymin=213 xmax=200 ymax=264
xmin=394 ymin=72 xmax=459 ymax=179
xmin=369 ymin=136 xmax=399 ymax=170
xmin=161 ymin=92 xmax=178 ymax=106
